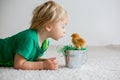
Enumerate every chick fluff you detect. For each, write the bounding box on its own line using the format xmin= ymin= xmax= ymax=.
xmin=71 ymin=33 xmax=86 ymax=49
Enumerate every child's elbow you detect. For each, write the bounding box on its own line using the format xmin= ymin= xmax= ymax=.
xmin=14 ymin=62 xmax=23 ymax=69
xmin=14 ymin=64 xmax=19 ymax=69
xmin=14 ymin=53 xmax=26 ymax=69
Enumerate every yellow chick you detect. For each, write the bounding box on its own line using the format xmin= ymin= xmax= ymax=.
xmin=71 ymin=33 xmax=86 ymax=49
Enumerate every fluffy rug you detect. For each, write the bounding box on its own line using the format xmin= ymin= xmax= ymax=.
xmin=0 ymin=45 xmax=120 ymax=80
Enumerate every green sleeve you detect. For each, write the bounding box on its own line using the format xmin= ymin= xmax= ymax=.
xmin=16 ymin=38 xmax=34 ymax=60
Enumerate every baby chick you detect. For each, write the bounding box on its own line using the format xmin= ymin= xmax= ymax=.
xmin=71 ymin=33 xmax=86 ymax=49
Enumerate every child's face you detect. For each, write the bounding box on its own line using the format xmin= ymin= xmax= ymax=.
xmin=49 ymin=18 xmax=68 ymax=40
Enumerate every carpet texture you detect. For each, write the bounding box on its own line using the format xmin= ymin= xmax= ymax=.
xmin=0 ymin=45 xmax=120 ymax=80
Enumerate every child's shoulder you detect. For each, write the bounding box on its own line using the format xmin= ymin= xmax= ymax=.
xmin=13 ymin=29 xmax=38 ymax=39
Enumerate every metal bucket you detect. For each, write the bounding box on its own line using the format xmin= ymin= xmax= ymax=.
xmin=65 ymin=50 xmax=87 ymax=68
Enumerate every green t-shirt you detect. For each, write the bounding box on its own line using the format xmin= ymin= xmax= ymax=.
xmin=0 ymin=29 xmax=49 ymax=66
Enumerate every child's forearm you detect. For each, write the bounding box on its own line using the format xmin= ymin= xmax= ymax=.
xmin=14 ymin=54 xmax=45 ymax=70
xmin=14 ymin=54 xmax=58 ymax=70
xmin=18 ymin=61 xmax=44 ymax=70
xmin=14 ymin=61 xmax=44 ymax=70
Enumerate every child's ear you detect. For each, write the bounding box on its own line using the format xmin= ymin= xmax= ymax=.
xmin=45 ymin=24 xmax=52 ymax=32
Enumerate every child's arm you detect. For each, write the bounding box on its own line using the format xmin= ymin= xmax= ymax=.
xmin=14 ymin=54 xmax=58 ymax=70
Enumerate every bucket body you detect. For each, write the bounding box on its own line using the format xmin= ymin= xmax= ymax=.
xmin=65 ymin=50 xmax=87 ymax=68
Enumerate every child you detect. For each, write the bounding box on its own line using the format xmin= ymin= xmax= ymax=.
xmin=0 ymin=1 xmax=68 ymax=70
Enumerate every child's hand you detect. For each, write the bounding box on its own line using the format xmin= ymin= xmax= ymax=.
xmin=43 ymin=57 xmax=58 ymax=70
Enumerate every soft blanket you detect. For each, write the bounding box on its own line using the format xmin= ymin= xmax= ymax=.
xmin=0 ymin=45 xmax=120 ymax=80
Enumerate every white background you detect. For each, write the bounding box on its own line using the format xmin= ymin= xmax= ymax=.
xmin=0 ymin=0 xmax=120 ymax=46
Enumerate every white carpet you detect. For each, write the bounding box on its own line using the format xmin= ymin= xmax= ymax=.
xmin=0 ymin=45 xmax=120 ymax=80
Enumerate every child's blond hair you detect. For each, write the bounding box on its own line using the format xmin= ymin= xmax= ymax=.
xmin=30 ymin=1 xmax=68 ymax=30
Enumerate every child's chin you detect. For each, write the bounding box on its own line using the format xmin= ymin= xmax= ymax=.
xmin=53 ymin=36 xmax=63 ymax=41
xmin=53 ymin=38 xmax=61 ymax=41
xmin=55 ymin=38 xmax=59 ymax=41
